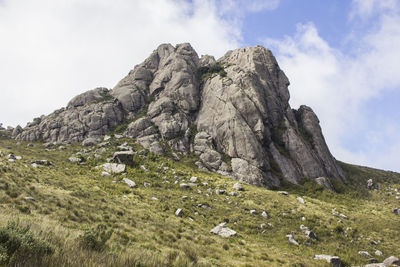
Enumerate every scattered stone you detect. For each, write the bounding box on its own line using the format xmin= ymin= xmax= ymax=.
xmin=392 ymin=208 xmax=400 ymax=215
xmin=122 ymin=178 xmax=136 ymax=188
xmin=306 ymin=231 xmax=317 ymax=239
xmin=250 ymin=210 xmax=256 ymax=215
xmin=216 ymin=189 xmax=225 ymax=195
xmin=140 ymin=165 xmax=148 ymax=171
xmin=180 ymin=183 xmax=191 ymax=190
xmin=144 ymin=182 xmax=151 ymax=187
xmin=210 ymin=223 xmax=237 ymax=237
xmin=24 ymin=197 xmax=35 ymax=201
xmin=182 ymin=196 xmax=188 ymax=200
xmin=230 ymin=191 xmax=238 ymax=196
xmin=189 ymin=176 xmax=198 ymax=183
xmin=297 ymin=196 xmax=305 ymax=204
xmin=102 ymin=163 xmax=126 ymax=174
xmin=69 ymin=157 xmax=83 ymax=164
xmin=31 ymin=160 xmax=52 ymax=166
xmin=175 ymin=208 xmax=184 ymax=217
xmin=27 ymin=143 xmax=34 ymax=147
xmin=277 ymin=191 xmax=288 ymax=196
xmin=7 ymin=154 xmax=15 ymax=160
xmin=314 ymin=255 xmax=342 ymax=267
xmin=375 ymin=250 xmax=383 ymax=256
xmin=359 ymin=251 xmax=372 ymax=258
xmin=104 ymin=135 xmax=111 ymax=141
xmin=15 ymin=156 xmax=22 ymax=160
xmin=364 ymin=263 xmax=385 ymax=267
xmin=286 ymin=234 xmax=299 ymax=246
xmin=113 ymin=151 xmax=134 ymax=165
xmin=261 ymin=211 xmax=269 ymax=219
xmin=114 ymin=134 xmax=124 ymax=139
xmin=101 ymin=171 xmax=111 ymax=176
xmin=383 ymin=256 xmax=400 ymax=266
xmin=367 ymin=179 xmax=375 ymax=190
xmin=151 ymin=197 xmax=159 ymax=201
xmin=31 ymin=163 xmax=38 ymax=168
xmin=233 ymin=182 xmax=244 ymax=191
xmin=301 ymin=216 xmax=306 ymax=221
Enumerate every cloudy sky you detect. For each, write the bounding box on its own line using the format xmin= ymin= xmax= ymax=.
xmin=0 ymin=0 xmax=399 ymax=172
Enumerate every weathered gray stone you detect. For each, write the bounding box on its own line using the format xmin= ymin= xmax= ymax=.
xmin=297 ymin=197 xmax=306 ymax=204
xmin=31 ymin=160 xmax=52 ymax=166
xmin=175 ymin=208 xmax=184 ymax=217
xmin=286 ymin=234 xmax=299 ymax=246
xmin=69 ymin=157 xmax=82 ymax=164
xmin=261 ymin=211 xmax=269 ymax=219
xmin=68 ymin=87 xmax=111 ymax=108
xmin=383 ymin=256 xmax=400 ymax=266
xmin=367 ymin=179 xmax=376 ymax=190
xmin=102 ymin=163 xmax=126 ymax=174
xmin=233 ymin=182 xmax=244 ymax=191
xmin=210 ymin=223 xmax=236 ymax=237
xmin=375 ymin=250 xmax=383 ymax=256
xmin=277 ymin=191 xmax=288 ymax=196
xmin=122 ymin=178 xmax=136 ymax=188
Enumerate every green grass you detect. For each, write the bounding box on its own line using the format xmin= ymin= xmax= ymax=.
xmin=0 ymin=137 xmax=400 ymax=266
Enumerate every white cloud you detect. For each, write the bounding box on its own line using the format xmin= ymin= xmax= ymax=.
xmin=350 ymin=0 xmax=398 ymax=20
xmin=265 ymin=9 xmax=400 ymax=171
xmin=0 ymin=0 xmax=244 ymax=127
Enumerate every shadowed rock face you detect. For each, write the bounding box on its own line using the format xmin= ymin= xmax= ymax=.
xmin=16 ymin=43 xmax=345 ymax=188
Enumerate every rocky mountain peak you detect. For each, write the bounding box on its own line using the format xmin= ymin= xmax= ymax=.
xmin=15 ymin=43 xmax=345 ymax=188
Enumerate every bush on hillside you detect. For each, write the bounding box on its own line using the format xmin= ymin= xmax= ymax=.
xmin=0 ymin=221 xmax=53 ymax=265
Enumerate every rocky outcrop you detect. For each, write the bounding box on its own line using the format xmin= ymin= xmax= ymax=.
xmin=17 ymin=89 xmax=124 ymax=143
xmin=16 ymin=43 xmax=345 ymax=188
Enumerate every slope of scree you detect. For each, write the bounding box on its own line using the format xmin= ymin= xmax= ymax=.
xmin=15 ymin=43 xmax=345 ymax=188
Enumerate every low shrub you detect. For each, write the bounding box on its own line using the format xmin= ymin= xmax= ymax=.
xmin=0 ymin=221 xmax=53 ymax=265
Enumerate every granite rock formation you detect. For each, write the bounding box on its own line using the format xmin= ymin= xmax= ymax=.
xmin=16 ymin=43 xmax=345 ymax=188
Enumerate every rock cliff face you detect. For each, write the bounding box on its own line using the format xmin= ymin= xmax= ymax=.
xmin=16 ymin=43 xmax=345 ymax=188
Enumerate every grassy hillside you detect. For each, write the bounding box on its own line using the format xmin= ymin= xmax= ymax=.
xmin=0 ymin=135 xmax=400 ymax=266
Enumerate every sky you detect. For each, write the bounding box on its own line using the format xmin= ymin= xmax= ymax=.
xmin=0 ymin=0 xmax=399 ymax=172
